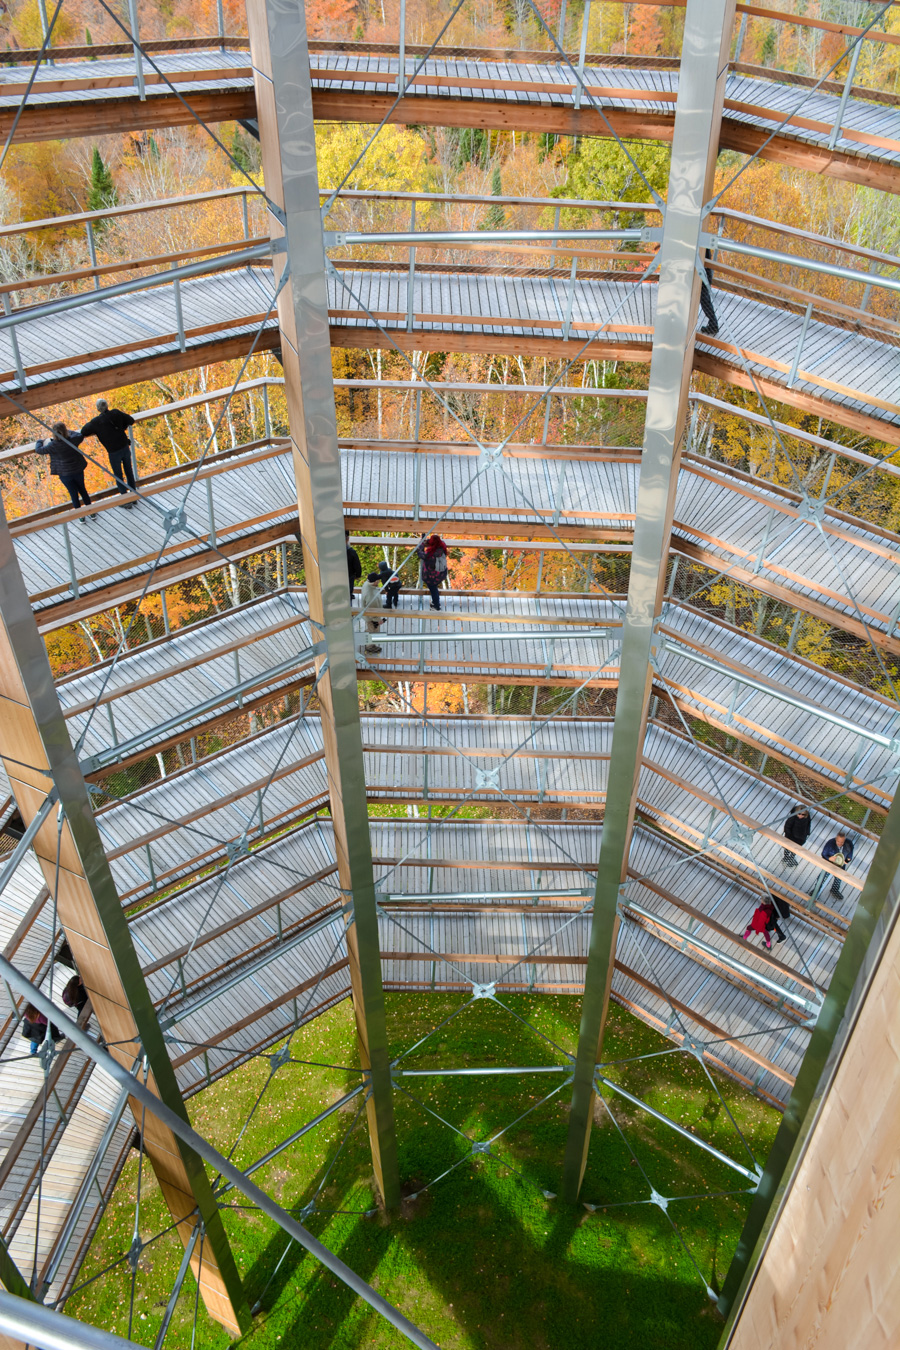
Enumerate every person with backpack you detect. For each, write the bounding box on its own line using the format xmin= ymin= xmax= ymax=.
xmin=34 ymin=423 xmax=95 ymax=517
xmin=346 ymin=531 xmax=362 ymax=604
xmin=377 ymin=558 xmax=402 ymax=609
xmin=741 ymin=899 xmax=783 ymax=950
xmin=20 ymin=1003 xmax=64 ymax=1055
xmin=80 ymin=399 xmax=137 ymax=505
xmin=782 ymin=805 xmax=811 ymax=867
xmin=416 ymin=534 xmax=449 ymax=610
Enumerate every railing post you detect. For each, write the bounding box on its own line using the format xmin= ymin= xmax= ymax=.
xmin=128 ymin=422 xmax=138 ymax=484
xmin=241 ymin=190 xmax=250 ymax=241
xmin=160 ymin=587 xmax=170 ymax=635
xmin=173 ymin=278 xmax=186 ymax=352
xmin=85 ymin=220 xmax=100 ymax=289
xmin=61 ymin=522 xmax=79 ymax=599
xmin=1 ymin=295 xmax=26 ymax=391
xmin=574 ymin=0 xmax=591 ymax=110
xmin=557 ymin=0 xmax=568 ymax=49
xmin=217 ymin=0 xmax=226 ymax=47
xmin=206 ymin=477 xmax=218 ymax=549
xmin=37 ymin=0 xmax=54 ymax=64
xmin=733 ymin=11 xmax=747 ymax=62
xmin=126 ymin=0 xmax=146 ymax=100
xmin=262 ymin=382 xmax=272 ymax=438
xmin=397 ymin=0 xmax=407 ymax=94
xmin=827 ymin=38 xmax=862 ymax=150
xmin=406 ymin=202 xmax=417 ymax=333
xmin=787 ymin=301 xmax=813 ymax=388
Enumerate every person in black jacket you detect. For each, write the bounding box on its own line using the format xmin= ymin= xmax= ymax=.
xmin=35 ymin=423 xmax=95 ymax=518
xmin=346 ymin=530 xmax=362 ymax=604
xmin=783 ymin=805 xmax=811 ymax=867
xmin=80 ymin=399 xmax=136 ymax=507
xmin=699 ymin=248 xmax=718 ymax=336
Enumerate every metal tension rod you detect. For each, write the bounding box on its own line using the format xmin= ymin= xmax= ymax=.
xmin=0 ymin=505 xmax=250 ymax=1335
xmin=561 ymin=0 xmax=738 ymax=1204
xmin=245 ymin=0 xmax=400 ymax=1205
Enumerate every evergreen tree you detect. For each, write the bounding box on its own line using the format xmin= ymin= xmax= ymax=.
xmin=482 ymin=166 xmax=505 ymax=231
xmin=230 ymin=127 xmax=250 ymax=174
xmin=85 ymin=27 xmax=96 ymax=58
xmin=87 ymin=147 xmax=117 ymax=229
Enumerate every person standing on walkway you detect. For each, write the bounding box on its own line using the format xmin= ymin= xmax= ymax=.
xmin=35 ymin=424 xmax=95 ymax=518
xmin=346 ymin=531 xmax=362 ymax=604
xmin=80 ymin=399 xmax=137 ymax=506
xmin=821 ymin=831 xmax=854 ymax=899
xmin=742 ymin=900 xmax=780 ymax=950
xmin=782 ymin=805 xmax=811 ymax=867
xmin=699 ymin=247 xmax=719 ymax=336
xmin=358 ymin=571 xmax=384 ymax=654
xmin=377 ymin=558 xmax=402 ymax=609
xmin=416 ymin=534 xmax=449 ymax=610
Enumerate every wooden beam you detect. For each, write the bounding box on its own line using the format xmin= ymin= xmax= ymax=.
xmin=0 ymin=329 xmax=281 ymax=419
xmin=0 ymin=89 xmax=256 ymax=146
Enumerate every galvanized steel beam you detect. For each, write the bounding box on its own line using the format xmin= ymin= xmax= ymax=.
xmin=245 ymin=0 xmax=399 ymax=1206
xmin=561 ymin=0 xmax=737 ymax=1203
xmin=0 ymin=507 xmax=250 ymax=1335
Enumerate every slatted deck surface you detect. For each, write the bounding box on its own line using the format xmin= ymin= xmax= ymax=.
xmin=2 ymin=46 xmax=897 ymax=169
xmin=12 ymin=445 xmax=299 ymax=619
xmin=310 ymin=53 xmax=900 ymax=167
xmin=15 ymin=443 xmax=900 ymax=639
xmin=2 ymin=267 xmax=897 ymax=434
xmin=55 ymin=589 xmax=898 ymax=809
xmin=370 ymin=817 xmax=825 ymax=1105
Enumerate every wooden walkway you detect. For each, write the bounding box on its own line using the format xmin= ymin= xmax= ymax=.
xmin=52 ymin=587 xmax=898 ymax=808
xmin=2 ymin=45 xmax=897 ymax=189
xmin=2 ymin=264 xmax=898 ymax=439
xmin=15 ymin=439 xmax=900 ymax=646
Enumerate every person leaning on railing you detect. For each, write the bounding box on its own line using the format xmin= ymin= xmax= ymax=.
xmin=34 ymin=423 xmax=96 ymax=520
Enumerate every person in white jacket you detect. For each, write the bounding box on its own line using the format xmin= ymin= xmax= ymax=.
xmin=358 ymin=572 xmax=384 ymax=654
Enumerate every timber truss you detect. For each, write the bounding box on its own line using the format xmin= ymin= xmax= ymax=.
xmin=0 ymin=0 xmax=897 ymax=1346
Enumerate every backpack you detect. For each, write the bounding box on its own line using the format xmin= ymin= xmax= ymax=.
xmin=432 ymin=551 xmax=448 ymax=577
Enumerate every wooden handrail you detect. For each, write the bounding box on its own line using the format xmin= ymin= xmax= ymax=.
xmin=0 ymin=235 xmax=268 ymax=299
xmin=0 ymin=186 xmax=255 ymax=241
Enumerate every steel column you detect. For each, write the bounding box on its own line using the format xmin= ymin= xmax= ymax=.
xmin=0 ymin=508 xmax=249 ymax=1335
xmin=561 ymin=0 xmax=737 ymax=1202
xmin=717 ymin=782 xmax=900 ymax=1333
xmin=246 ymin=0 xmax=400 ymax=1206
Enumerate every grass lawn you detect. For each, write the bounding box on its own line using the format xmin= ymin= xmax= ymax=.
xmin=65 ymin=993 xmax=778 ymax=1349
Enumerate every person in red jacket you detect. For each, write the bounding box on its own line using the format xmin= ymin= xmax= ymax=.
xmin=742 ymin=900 xmax=783 ymax=950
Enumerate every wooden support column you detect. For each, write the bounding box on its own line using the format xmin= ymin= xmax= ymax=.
xmin=245 ymin=0 xmax=400 ymax=1205
xmin=561 ymin=0 xmax=737 ymax=1202
xmin=0 ymin=508 xmax=249 ymax=1336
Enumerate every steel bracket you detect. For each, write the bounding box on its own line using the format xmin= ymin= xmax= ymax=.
xmin=225 ymin=836 xmax=249 ymax=863
xmin=641 ymin=227 xmax=664 ymax=243
xmin=127 ymin=1235 xmax=143 ymax=1272
xmin=797 ymin=494 xmax=826 ymax=524
xmin=649 ymin=1189 xmax=669 ymax=1212
xmin=479 ymin=442 xmax=506 ymax=466
xmin=162 ymin=507 xmax=190 ymax=537
xmin=269 ymin=1043 xmax=291 ymax=1072
xmin=471 ymin=982 xmax=496 ymax=1000
xmin=728 ymin=823 xmax=755 ymax=852
xmin=474 ymin=767 xmax=501 ymax=794
xmin=471 ymin=1141 xmax=491 ymax=1155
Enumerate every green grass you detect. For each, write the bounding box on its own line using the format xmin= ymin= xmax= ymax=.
xmin=65 ymin=994 xmax=778 ymax=1349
